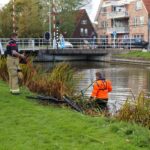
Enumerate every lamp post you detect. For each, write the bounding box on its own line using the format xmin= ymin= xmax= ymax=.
xmin=12 ymin=0 xmax=16 ymax=33
xmin=148 ymin=19 xmax=150 ymax=50
xmin=52 ymin=0 xmax=57 ymax=49
xmin=48 ymin=0 xmax=52 ymax=46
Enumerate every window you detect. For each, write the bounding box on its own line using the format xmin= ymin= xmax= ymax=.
xmin=101 ymin=7 xmax=107 ymax=14
xmin=133 ymin=16 xmax=144 ymax=26
xmin=80 ymin=28 xmax=84 ymax=36
xmin=133 ymin=17 xmax=138 ymax=26
xmin=133 ymin=34 xmax=144 ymax=40
xmin=84 ymin=28 xmax=88 ymax=36
xmin=81 ymin=20 xmax=87 ymax=25
xmin=136 ymin=0 xmax=142 ymax=10
xmin=101 ymin=21 xmax=108 ymax=28
xmin=80 ymin=28 xmax=88 ymax=36
xmin=139 ymin=16 xmax=144 ymax=25
xmin=123 ymin=35 xmax=129 ymax=39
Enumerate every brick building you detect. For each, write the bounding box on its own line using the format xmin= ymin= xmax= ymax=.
xmin=95 ymin=0 xmax=150 ymax=43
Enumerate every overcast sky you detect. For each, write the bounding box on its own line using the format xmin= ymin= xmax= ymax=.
xmin=0 ymin=0 xmax=100 ymax=22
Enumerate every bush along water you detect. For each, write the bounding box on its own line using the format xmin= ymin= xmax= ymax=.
xmin=115 ymin=91 xmax=150 ymax=128
xmin=0 ymin=57 xmax=150 ymax=128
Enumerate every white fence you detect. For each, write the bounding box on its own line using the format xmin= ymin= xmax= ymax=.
xmin=0 ymin=37 xmax=148 ymax=52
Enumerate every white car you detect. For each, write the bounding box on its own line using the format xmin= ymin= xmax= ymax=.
xmin=58 ymin=41 xmax=73 ymax=49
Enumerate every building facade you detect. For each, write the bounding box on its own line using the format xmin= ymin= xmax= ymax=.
xmin=72 ymin=9 xmax=96 ymax=38
xmin=95 ymin=0 xmax=150 ymax=42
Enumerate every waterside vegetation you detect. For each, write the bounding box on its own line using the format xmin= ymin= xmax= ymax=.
xmin=0 ymin=57 xmax=150 ymax=129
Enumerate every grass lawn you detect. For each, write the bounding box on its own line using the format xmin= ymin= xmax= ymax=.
xmin=0 ymin=80 xmax=150 ymax=150
xmin=114 ymin=51 xmax=150 ymax=60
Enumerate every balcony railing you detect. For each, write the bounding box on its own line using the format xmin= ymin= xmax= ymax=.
xmin=107 ymin=26 xmax=129 ymax=34
xmin=107 ymin=11 xmax=129 ymax=19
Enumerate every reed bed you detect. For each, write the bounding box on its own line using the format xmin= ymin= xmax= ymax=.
xmin=0 ymin=57 xmax=8 ymax=81
xmin=24 ymin=62 xmax=79 ymax=100
xmin=115 ymin=91 xmax=150 ymax=128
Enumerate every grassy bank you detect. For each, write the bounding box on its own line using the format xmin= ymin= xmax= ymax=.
xmin=114 ymin=51 xmax=150 ymax=60
xmin=0 ymin=80 xmax=150 ymax=150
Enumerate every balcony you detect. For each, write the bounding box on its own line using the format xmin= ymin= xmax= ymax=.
xmin=107 ymin=11 xmax=129 ymax=19
xmin=107 ymin=26 xmax=129 ymax=34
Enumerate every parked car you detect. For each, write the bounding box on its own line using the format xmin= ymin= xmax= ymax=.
xmin=58 ymin=41 xmax=73 ymax=49
xmin=121 ymin=38 xmax=148 ymax=49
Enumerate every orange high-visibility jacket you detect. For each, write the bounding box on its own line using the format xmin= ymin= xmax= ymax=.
xmin=91 ymin=79 xmax=112 ymax=100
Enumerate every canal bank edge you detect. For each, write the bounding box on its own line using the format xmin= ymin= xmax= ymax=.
xmin=111 ymin=57 xmax=150 ymax=65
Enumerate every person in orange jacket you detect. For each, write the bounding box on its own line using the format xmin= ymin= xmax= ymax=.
xmin=90 ymin=72 xmax=112 ymax=110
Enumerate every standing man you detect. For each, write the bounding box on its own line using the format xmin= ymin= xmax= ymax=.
xmin=90 ymin=72 xmax=112 ymax=110
xmin=6 ymin=32 xmax=25 ymax=95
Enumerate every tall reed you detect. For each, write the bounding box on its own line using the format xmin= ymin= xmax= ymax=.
xmin=0 ymin=57 xmax=8 ymax=82
xmin=115 ymin=91 xmax=150 ymax=128
xmin=27 ymin=62 xmax=79 ymax=100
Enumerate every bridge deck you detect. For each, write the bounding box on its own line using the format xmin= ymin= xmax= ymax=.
xmin=38 ymin=48 xmax=108 ymax=56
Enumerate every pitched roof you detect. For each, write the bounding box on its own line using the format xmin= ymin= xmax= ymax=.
xmin=74 ymin=9 xmax=87 ymax=25
xmin=143 ymin=0 xmax=150 ymax=15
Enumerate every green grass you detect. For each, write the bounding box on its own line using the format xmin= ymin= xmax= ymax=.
xmin=114 ymin=51 xmax=150 ymax=60
xmin=0 ymin=80 xmax=150 ymax=150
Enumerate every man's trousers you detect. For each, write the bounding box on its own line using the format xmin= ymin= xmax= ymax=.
xmin=7 ymin=56 xmax=20 ymax=93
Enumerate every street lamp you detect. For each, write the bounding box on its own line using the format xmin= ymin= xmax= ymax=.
xmin=148 ymin=19 xmax=150 ymax=50
xmin=12 ymin=0 xmax=16 ymax=33
xmin=48 ymin=0 xmax=52 ymax=46
xmin=52 ymin=0 xmax=57 ymax=49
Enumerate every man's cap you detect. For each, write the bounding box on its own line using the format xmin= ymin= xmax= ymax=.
xmin=96 ymin=72 xmax=105 ymax=80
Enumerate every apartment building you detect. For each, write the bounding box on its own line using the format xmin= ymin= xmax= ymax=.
xmin=95 ymin=0 xmax=150 ymax=42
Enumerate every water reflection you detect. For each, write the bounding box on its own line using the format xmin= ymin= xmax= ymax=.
xmin=35 ymin=61 xmax=150 ymax=112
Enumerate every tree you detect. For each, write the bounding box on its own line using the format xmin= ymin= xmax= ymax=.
xmin=48 ymin=0 xmax=91 ymax=37
xmin=0 ymin=0 xmax=91 ymax=38
xmin=0 ymin=3 xmax=14 ymax=37
xmin=0 ymin=0 xmax=44 ymax=37
xmin=17 ymin=0 xmax=44 ymax=37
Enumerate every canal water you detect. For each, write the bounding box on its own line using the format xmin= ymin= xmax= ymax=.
xmin=36 ymin=61 xmax=150 ymax=112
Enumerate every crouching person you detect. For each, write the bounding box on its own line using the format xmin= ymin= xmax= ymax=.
xmin=90 ymin=72 xmax=112 ymax=111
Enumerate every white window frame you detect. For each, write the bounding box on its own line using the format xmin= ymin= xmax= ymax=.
xmin=136 ymin=0 xmax=142 ymax=10
xmin=84 ymin=28 xmax=88 ymax=36
xmin=139 ymin=16 xmax=144 ymax=25
xmin=133 ymin=17 xmax=138 ymax=27
xmin=81 ymin=20 xmax=87 ymax=25
xmin=80 ymin=28 xmax=84 ymax=36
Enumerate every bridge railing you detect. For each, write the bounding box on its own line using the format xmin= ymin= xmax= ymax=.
xmin=0 ymin=38 xmax=53 ymax=52
xmin=0 ymin=37 xmax=148 ymax=52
